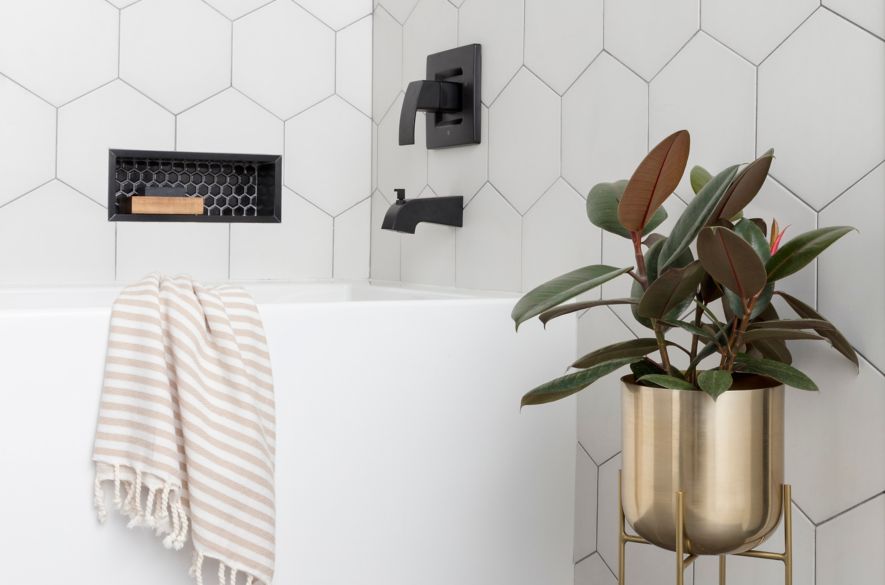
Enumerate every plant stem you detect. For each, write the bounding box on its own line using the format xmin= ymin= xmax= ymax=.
xmin=652 ymin=319 xmax=672 ymax=373
xmin=631 ymin=232 xmax=648 ymax=289
xmin=687 ymin=297 xmax=704 ymax=382
xmin=724 ymin=294 xmax=759 ymax=371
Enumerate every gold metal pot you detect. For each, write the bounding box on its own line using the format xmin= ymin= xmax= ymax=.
xmin=621 ymin=375 xmax=784 ymax=556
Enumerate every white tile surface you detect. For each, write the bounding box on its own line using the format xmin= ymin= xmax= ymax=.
xmin=176 ymin=89 xmax=284 ymax=155
xmin=455 ymin=184 xmax=521 ymax=291
xmin=0 ymin=182 xmax=114 ymax=284
xmin=379 ymin=0 xmax=420 ymax=23
xmin=57 ymin=81 xmax=175 ymax=205
xmin=334 ymin=197 xmax=371 ymax=279
xmin=489 ymin=68 xmax=561 ymax=214
xmin=0 ymin=0 xmax=117 ymax=105
xmin=402 ymin=0 xmax=458 ymax=89
xmin=233 ymin=0 xmax=335 ymax=118
xmin=785 ymin=345 xmax=885 ymax=523
xmin=400 ymin=188 xmax=456 ymax=286
xmin=525 ymin=0 xmax=603 ymax=94
xmin=650 ymin=32 xmax=756 ymax=198
xmin=285 ymin=96 xmax=371 ymax=216
xmin=819 ymin=163 xmax=884 ymax=373
xmin=459 ymin=0 xmax=525 ymax=105
xmin=336 ymin=16 xmax=373 ymax=116
xmin=604 ymin=0 xmax=699 ymax=81
xmin=428 ymin=106 xmax=489 ymax=204
xmin=370 ymin=191 xmax=402 ymax=281
xmin=203 ymin=0 xmax=274 ymax=19
xmin=230 ymin=188 xmax=332 ymax=280
xmin=574 ymin=446 xmax=598 ymax=562
xmin=377 ymin=93 xmax=428 ymax=202
xmin=121 ymin=0 xmax=231 ymax=113
xmin=758 ymin=9 xmax=885 ymax=209
xmin=0 ymin=77 xmax=55 ymax=205
xmin=574 ymin=553 xmax=616 ymax=585
xmin=817 ymin=495 xmax=885 ymax=585
xmin=116 ymin=222 xmax=230 ymax=282
xmin=824 ymin=0 xmax=885 ymax=39
xmin=295 ymin=0 xmax=371 ymax=29
xmin=562 ymin=53 xmax=649 ymax=198
xmin=373 ymin=7 xmax=403 ymax=120
xmin=701 ymin=0 xmax=817 ymax=64
xmin=522 ymin=180 xmax=600 ymax=291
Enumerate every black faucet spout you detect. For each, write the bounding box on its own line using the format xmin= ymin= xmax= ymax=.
xmin=381 ymin=193 xmax=464 ymax=234
xmin=399 ymin=80 xmax=462 ymax=146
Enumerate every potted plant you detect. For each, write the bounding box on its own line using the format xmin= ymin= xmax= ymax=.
xmin=512 ymin=130 xmax=857 ymax=565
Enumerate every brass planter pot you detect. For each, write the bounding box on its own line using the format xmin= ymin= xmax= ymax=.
xmin=621 ymin=376 xmax=784 ymax=556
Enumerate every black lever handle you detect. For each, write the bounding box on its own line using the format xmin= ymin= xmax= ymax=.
xmin=399 ymin=80 xmax=462 ymax=145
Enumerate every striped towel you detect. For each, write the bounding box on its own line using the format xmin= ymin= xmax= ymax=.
xmin=92 ymin=274 xmax=276 ymax=585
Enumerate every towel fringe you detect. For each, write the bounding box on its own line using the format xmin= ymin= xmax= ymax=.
xmin=229 ymin=567 xmax=237 ymax=585
xmin=218 ymin=562 xmax=226 ymax=585
xmin=245 ymin=575 xmax=253 ymax=585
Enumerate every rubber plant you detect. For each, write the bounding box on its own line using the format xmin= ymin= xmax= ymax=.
xmin=512 ymin=129 xmax=857 ymax=406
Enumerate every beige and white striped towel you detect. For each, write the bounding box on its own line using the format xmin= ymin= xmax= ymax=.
xmin=92 ymin=274 xmax=276 ymax=585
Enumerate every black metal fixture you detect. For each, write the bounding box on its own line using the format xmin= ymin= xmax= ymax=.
xmin=381 ymin=188 xmax=463 ymax=234
xmin=399 ymin=44 xmax=481 ymax=149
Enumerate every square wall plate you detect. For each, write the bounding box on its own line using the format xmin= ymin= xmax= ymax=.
xmin=426 ymin=44 xmax=481 ymax=149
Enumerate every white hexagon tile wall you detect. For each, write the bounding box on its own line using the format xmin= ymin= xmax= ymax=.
xmin=0 ymin=0 xmax=372 ymax=283
xmin=370 ymin=1 xmax=885 ymax=583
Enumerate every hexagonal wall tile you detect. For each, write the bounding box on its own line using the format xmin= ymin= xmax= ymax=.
xmin=402 ymin=0 xmax=457 ymax=88
xmin=459 ymin=0 xmax=524 ymax=105
xmin=758 ymin=9 xmax=885 ymax=209
xmin=295 ymin=0 xmax=371 ymax=30
xmin=522 ymin=180 xmax=600 ymax=291
xmin=604 ymin=0 xmax=699 ymax=81
xmin=400 ymin=188 xmax=456 ymax=286
xmin=234 ymin=0 xmax=334 ymax=119
xmin=373 ymin=6 xmax=403 ymax=120
xmin=525 ymin=0 xmax=603 ymax=94
xmin=370 ymin=191 xmax=402 ymax=281
xmin=121 ymin=0 xmax=231 ymax=113
xmin=489 ymin=69 xmax=561 ymax=214
xmin=701 ymin=0 xmax=816 ymax=64
xmin=285 ymin=97 xmax=371 ymax=216
xmin=57 ymin=81 xmax=175 ymax=205
xmin=177 ymin=89 xmax=283 ymax=155
xmin=428 ymin=106 xmax=488 ymax=204
xmin=377 ymin=93 xmax=427 ymax=203
xmin=575 ymin=553 xmax=615 ymax=585
xmin=455 ymin=184 xmax=521 ymax=291
xmin=824 ymin=0 xmax=885 ymax=39
xmin=650 ymin=32 xmax=756 ymax=198
xmin=337 ymin=16 xmax=373 ymax=116
xmin=0 ymin=77 xmax=55 ymax=206
xmin=574 ymin=446 xmax=598 ymax=562
xmin=0 ymin=182 xmax=115 ymax=284
xmin=334 ymin=197 xmax=371 ymax=279
xmin=203 ymin=0 xmax=274 ymax=19
xmin=0 ymin=0 xmax=117 ymax=105
xmin=819 ymin=162 xmax=884 ymax=373
xmin=785 ymin=345 xmax=885 ymax=523
xmin=380 ymin=0 xmax=420 ymax=23
xmin=817 ymin=495 xmax=885 ymax=585
xmin=230 ymin=188 xmax=332 ymax=280
xmin=562 ymin=53 xmax=648 ymax=198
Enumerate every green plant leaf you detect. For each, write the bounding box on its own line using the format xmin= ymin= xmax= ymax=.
xmin=587 ymin=180 xmax=667 ymax=239
xmin=725 ymin=283 xmax=773 ymax=320
xmin=521 ymin=357 xmax=639 ymax=407
xmin=733 ymin=353 xmax=818 ymax=390
xmin=766 ymin=226 xmax=855 ymax=282
xmin=734 ymin=218 xmax=771 ymax=261
xmin=690 ymin=165 xmax=712 ymax=194
xmin=572 ymin=338 xmax=661 ymax=368
xmin=637 ymin=261 xmax=706 ymax=319
xmin=618 ymin=130 xmax=690 ymax=232
xmin=698 ymin=369 xmax=733 ymax=399
xmin=748 ymin=303 xmax=793 ymax=364
xmin=664 ymin=320 xmax=715 ymax=340
xmin=748 ymin=319 xmax=835 ymax=331
xmin=741 ymin=329 xmax=826 ymax=344
xmin=512 ymin=265 xmax=632 ymax=330
xmin=774 ymin=291 xmax=858 ymax=366
xmin=630 ymin=358 xmax=667 ymax=380
xmin=630 ymin=238 xmax=694 ymax=329
xmin=637 ymin=374 xmax=695 ymax=390
xmin=713 ymin=150 xmax=774 ymax=221
xmin=697 ymin=226 xmax=767 ymax=299
xmin=538 ymin=298 xmax=638 ymax=327
xmin=658 ymin=164 xmax=740 ymax=270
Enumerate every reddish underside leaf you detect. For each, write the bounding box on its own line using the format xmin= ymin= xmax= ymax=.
xmin=697 ymin=227 xmax=767 ymax=300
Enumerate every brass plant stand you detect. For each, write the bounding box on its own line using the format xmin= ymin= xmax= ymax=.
xmin=617 ymin=472 xmax=793 ymax=585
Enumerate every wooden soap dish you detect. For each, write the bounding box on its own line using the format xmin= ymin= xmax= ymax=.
xmin=130 ymin=186 xmax=204 ymax=215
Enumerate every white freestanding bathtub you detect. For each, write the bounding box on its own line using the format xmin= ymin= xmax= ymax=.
xmin=0 ymin=281 xmax=577 ymax=585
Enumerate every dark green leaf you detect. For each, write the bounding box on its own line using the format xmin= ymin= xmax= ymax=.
xmin=766 ymin=226 xmax=855 ymax=282
xmin=725 ymin=283 xmax=773 ymax=320
xmin=714 ymin=151 xmax=774 ymax=221
xmin=749 ymin=303 xmax=792 ymax=364
xmin=630 ymin=358 xmax=666 ymax=380
xmin=741 ymin=329 xmax=826 ymax=344
xmin=697 ymin=226 xmax=767 ymax=299
xmin=572 ymin=338 xmax=661 ymax=368
xmin=749 ymin=217 xmax=768 ymax=237
xmin=690 ymin=165 xmax=712 ymax=194
xmin=734 ymin=353 xmax=818 ymax=390
xmin=658 ymin=165 xmax=740 ymax=270
xmin=512 ymin=265 xmax=632 ymax=329
xmin=637 ymin=261 xmax=706 ymax=319
xmin=748 ymin=319 xmax=835 ymax=331
xmin=734 ymin=218 xmax=771 ymax=261
xmin=587 ymin=180 xmax=667 ymax=239
xmin=538 ymin=298 xmax=638 ymax=327
xmin=774 ymin=291 xmax=858 ymax=366
xmin=698 ymin=369 xmax=733 ymax=399
xmin=664 ymin=319 xmax=715 ymax=340
xmin=521 ymin=358 xmax=639 ymax=406
xmin=637 ymin=374 xmax=695 ymax=390
xmin=618 ymin=130 xmax=690 ymax=232
xmin=630 ymin=238 xmax=694 ymax=329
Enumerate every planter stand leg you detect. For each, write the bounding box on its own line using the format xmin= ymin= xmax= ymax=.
xmin=618 ymin=476 xmax=793 ymax=585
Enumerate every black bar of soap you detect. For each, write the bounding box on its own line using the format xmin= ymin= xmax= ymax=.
xmin=135 ymin=186 xmax=187 ymax=197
